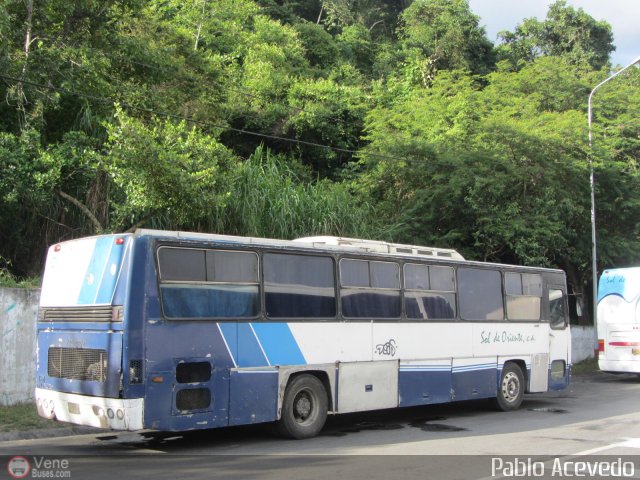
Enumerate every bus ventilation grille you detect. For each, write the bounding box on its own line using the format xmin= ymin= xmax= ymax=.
xmin=176 ymin=388 xmax=211 ymax=411
xmin=47 ymin=347 xmax=108 ymax=383
xmin=40 ymin=306 xmax=115 ymax=323
xmin=129 ymin=360 xmax=143 ymax=384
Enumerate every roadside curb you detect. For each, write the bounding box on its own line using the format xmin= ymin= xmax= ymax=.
xmin=0 ymin=426 xmax=105 ymax=442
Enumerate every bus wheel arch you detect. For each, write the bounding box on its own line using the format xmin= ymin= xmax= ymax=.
xmin=492 ymin=361 xmax=525 ymax=411
xmin=277 ymin=373 xmax=329 ymax=439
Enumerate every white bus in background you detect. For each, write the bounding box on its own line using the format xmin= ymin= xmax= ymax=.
xmin=598 ymin=267 xmax=640 ymax=374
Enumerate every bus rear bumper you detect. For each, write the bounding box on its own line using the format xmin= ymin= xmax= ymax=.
xmin=36 ymin=388 xmax=144 ymax=431
xmin=598 ymin=359 xmax=640 ymax=374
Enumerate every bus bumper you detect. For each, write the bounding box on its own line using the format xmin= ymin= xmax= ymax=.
xmin=598 ymin=359 xmax=640 ymax=374
xmin=35 ymin=388 xmax=144 ymax=431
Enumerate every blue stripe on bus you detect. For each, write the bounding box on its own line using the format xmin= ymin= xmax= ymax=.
xmin=77 ymin=237 xmax=112 ymax=305
xmin=452 ymin=363 xmax=496 ymax=373
xmin=218 ymin=322 xmax=269 ymax=368
xmin=237 ymin=323 xmax=269 ymax=367
xmin=251 ymin=323 xmax=306 ymax=366
xmin=95 ymin=237 xmax=127 ymax=304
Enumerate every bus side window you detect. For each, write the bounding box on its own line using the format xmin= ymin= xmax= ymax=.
xmin=158 ymin=247 xmax=260 ymax=319
xmin=505 ymin=273 xmax=542 ymax=321
xmin=549 ymin=289 xmax=567 ymax=329
xmin=458 ymin=268 xmax=504 ymax=321
xmin=264 ymin=253 xmax=336 ymax=319
xmin=403 ymin=264 xmax=456 ymax=320
xmin=340 ymin=259 xmax=401 ymax=319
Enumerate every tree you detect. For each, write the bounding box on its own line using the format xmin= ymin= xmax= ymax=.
xmin=0 ymin=129 xmax=105 ymax=276
xmin=284 ymin=77 xmax=369 ymax=175
xmin=293 ymin=22 xmax=340 ymax=69
xmin=360 ymin=57 xmax=625 ymax=323
xmin=398 ymin=0 xmax=495 ymax=79
xmin=336 ymin=24 xmax=375 ymax=73
xmin=103 ymin=109 xmax=237 ymax=231
xmin=497 ymin=0 xmax=614 ymax=70
xmin=586 ymin=67 xmax=640 ymax=270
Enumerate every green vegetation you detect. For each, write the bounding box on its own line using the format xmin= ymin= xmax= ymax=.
xmin=0 ymin=0 xmax=638 ymax=323
xmin=0 ymin=403 xmax=62 ymax=432
xmin=572 ymin=357 xmax=599 ymax=376
xmin=0 ymin=256 xmax=39 ymax=288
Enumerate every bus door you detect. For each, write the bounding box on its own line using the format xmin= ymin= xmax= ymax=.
xmin=548 ymin=286 xmax=570 ymax=389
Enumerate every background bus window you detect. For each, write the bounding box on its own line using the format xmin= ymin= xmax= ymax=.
xmin=264 ymin=253 xmax=336 ymax=318
xmin=549 ymin=289 xmax=567 ymax=328
xmin=458 ymin=268 xmax=504 ymax=321
xmin=158 ymin=248 xmax=259 ymax=319
xmin=505 ymin=272 xmax=542 ymax=321
xmin=404 ymin=264 xmax=456 ymax=320
xmin=340 ymin=259 xmax=401 ymax=318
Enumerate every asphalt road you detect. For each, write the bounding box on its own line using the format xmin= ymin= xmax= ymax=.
xmin=1 ymin=371 xmax=639 ymax=479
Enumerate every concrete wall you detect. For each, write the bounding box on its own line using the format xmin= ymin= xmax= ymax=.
xmin=0 ymin=287 xmax=596 ymax=407
xmin=0 ymin=287 xmax=39 ymax=406
xmin=571 ymin=325 xmax=596 ymax=364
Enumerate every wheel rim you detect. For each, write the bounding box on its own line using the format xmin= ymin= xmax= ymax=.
xmin=293 ymin=389 xmax=316 ymax=425
xmin=501 ymin=371 xmax=521 ymax=403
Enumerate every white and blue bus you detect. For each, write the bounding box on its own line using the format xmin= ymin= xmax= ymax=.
xmin=36 ymin=230 xmax=571 ymax=439
xmin=597 ymin=267 xmax=640 ymax=374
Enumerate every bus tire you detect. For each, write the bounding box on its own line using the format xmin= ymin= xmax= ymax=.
xmin=277 ymin=374 xmax=328 ymax=439
xmin=492 ymin=363 xmax=524 ymax=411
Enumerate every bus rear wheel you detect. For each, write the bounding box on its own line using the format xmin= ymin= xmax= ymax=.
xmin=492 ymin=363 xmax=524 ymax=411
xmin=277 ymin=374 xmax=328 ymax=439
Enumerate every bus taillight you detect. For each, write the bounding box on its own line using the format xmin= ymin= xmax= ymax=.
xmin=115 ymin=237 xmax=125 ymax=245
xmin=112 ymin=306 xmax=124 ymax=322
xmin=598 ymin=339 xmax=605 ymax=352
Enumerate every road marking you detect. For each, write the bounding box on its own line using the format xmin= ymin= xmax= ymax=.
xmin=573 ymin=437 xmax=640 ymax=455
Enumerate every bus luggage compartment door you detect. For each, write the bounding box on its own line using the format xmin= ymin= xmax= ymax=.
xmin=337 ymin=360 xmax=398 ymax=413
xmin=529 ymin=353 xmax=549 ymax=392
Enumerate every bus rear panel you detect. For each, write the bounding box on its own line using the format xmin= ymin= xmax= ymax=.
xmin=598 ymin=267 xmax=640 ymax=373
xmin=36 ymin=233 xmax=144 ymax=430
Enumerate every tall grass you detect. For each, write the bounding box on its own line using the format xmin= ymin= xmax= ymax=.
xmin=209 ymin=146 xmax=385 ymax=240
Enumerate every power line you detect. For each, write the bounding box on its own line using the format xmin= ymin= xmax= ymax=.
xmin=0 ymin=73 xmax=419 ymax=164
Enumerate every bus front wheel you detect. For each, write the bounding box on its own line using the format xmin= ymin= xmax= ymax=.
xmin=492 ymin=363 xmax=524 ymax=411
xmin=277 ymin=374 xmax=328 ymax=439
